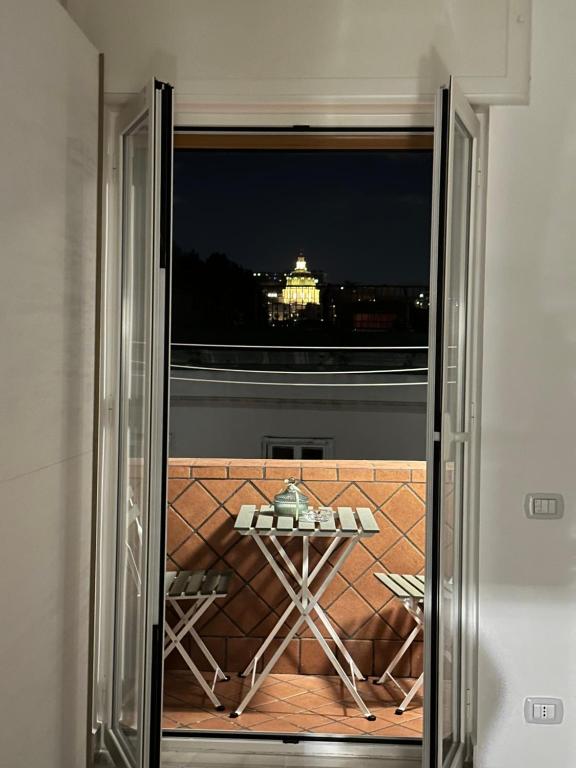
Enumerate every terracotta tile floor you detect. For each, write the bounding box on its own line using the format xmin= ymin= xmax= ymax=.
xmin=163 ymin=671 xmax=422 ymax=738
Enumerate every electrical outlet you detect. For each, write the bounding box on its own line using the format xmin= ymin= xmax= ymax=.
xmin=524 ymin=697 xmax=564 ymax=724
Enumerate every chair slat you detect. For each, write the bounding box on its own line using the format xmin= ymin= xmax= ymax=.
xmin=169 ymin=571 xmax=193 ymax=597
xmin=186 ymin=571 xmax=205 ymax=595
xmin=216 ymin=571 xmax=232 ymax=595
xmin=235 ymin=504 xmax=256 ymax=531
xmin=164 ymin=571 xmax=177 ymax=593
xmin=165 ymin=569 xmax=231 ymax=599
xmin=356 ymin=507 xmax=379 ymax=534
xmin=393 ymin=574 xmax=424 ymax=598
xmin=337 ymin=507 xmax=358 ymax=532
xmin=403 ymin=574 xmax=426 ymax=597
xmin=319 ymin=508 xmax=336 ymax=532
xmin=201 ymin=571 xmax=221 ymax=595
xmin=375 ymin=572 xmax=412 ymax=598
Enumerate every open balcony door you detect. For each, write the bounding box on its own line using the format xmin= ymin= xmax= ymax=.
xmin=103 ymin=79 xmax=173 ymax=768
xmin=423 ymin=78 xmax=480 ymax=768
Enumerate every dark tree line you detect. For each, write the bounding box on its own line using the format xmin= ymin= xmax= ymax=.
xmin=171 ymin=247 xmax=267 ymax=342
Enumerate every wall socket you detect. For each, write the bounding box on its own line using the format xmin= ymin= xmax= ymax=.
xmin=524 ymin=697 xmax=564 ymax=724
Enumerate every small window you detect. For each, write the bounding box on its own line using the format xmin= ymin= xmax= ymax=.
xmin=270 ymin=445 xmax=295 ymax=460
xmin=301 ymin=446 xmax=325 ymax=460
xmin=263 ymin=437 xmax=334 ymax=460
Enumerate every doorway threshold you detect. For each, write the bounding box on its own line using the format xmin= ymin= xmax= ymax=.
xmin=161 ymin=735 xmax=421 ymax=768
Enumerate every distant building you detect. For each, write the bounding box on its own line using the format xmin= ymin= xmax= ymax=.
xmin=254 ymin=256 xmax=428 ymax=333
xmin=281 ymin=253 xmax=320 ymax=308
xmin=261 ymin=253 xmax=322 ymax=325
xmin=324 ymin=283 xmax=429 ymax=334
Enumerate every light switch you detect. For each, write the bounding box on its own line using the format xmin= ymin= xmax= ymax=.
xmin=525 ymin=493 xmax=564 ymax=519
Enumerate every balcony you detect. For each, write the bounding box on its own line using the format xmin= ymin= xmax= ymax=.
xmin=164 ymin=458 xmax=425 ymax=739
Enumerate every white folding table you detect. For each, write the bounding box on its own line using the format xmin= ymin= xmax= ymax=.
xmin=230 ymin=503 xmax=380 ymax=720
xmin=164 ymin=569 xmax=231 ymax=710
xmin=373 ymin=572 xmax=424 ymax=714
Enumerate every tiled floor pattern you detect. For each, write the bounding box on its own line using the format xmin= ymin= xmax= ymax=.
xmin=163 ymin=671 xmax=422 ymax=739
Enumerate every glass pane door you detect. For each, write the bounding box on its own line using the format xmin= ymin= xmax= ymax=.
xmin=113 ymin=107 xmax=152 ymax=759
xmin=424 ymin=78 xmax=479 ymax=768
xmin=104 ymin=80 xmax=173 ymax=768
xmin=440 ymin=113 xmax=472 ymax=762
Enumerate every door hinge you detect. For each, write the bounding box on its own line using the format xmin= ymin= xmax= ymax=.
xmin=105 ymin=132 xmax=118 ymax=173
xmin=103 ymin=395 xmax=114 ymax=427
xmin=465 ymin=687 xmax=473 ymax=735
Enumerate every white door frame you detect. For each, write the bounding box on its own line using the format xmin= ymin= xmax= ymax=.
xmin=423 ymin=80 xmax=487 ymax=768
xmin=91 ymin=83 xmax=173 ymax=766
xmin=91 ymin=92 xmax=487 ymax=767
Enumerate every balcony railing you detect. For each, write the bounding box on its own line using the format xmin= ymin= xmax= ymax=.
xmin=170 ymin=343 xmax=429 ymax=389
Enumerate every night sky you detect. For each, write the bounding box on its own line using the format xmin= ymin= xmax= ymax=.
xmin=173 ymin=149 xmax=433 ymax=286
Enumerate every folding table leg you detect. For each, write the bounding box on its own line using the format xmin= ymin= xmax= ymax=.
xmin=231 ymin=535 xmax=359 ymax=718
xmin=231 ymin=612 xmax=307 ymax=717
xmin=313 ymin=605 xmax=366 ymax=681
xmin=305 ymin=615 xmax=374 ymax=719
xmin=301 ymin=536 xmax=365 ymax=681
xmin=240 ymin=535 xmax=344 ymax=679
xmin=395 ymin=672 xmax=424 ymax=715
xmin=298 ymin=544 xmax=373 ymax=719
xmin=239 ymin=597 xmax=299 ymax=679
xmin=268 ymin=534 xmax=366 ymax=681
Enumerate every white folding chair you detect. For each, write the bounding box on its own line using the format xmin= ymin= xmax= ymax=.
xmin=373 ymin=572 xmax=424 ymax=714
xmin=164 ymin=569 xmax=231 ymax=711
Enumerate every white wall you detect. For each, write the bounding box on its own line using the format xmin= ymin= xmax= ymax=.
xmin=66 ymin=0 xmax=531 ymax=105
xmin=0 ymin=2 xmax=98 ymax=767
xmin=477 ymin=1 xmax=576 ymax=766
xmin=12 ymin=1 xmax=572 ymax=767
xmin=169 ymin=379 xmax=427 ymax=460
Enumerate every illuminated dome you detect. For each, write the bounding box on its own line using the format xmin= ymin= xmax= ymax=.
xmin=281 ymin=252 xmax=320 ymax=307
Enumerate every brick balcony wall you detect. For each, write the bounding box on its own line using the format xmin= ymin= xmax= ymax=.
xmin=166 ymin=459 xmax=425 ymax=678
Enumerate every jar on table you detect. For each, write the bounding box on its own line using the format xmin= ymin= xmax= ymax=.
xmin=273 ymin=478 xmax=309 ymax=520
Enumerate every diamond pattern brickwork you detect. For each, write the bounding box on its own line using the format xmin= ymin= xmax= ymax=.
xmin=166 ymin=459 xmax=425 ymax=678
